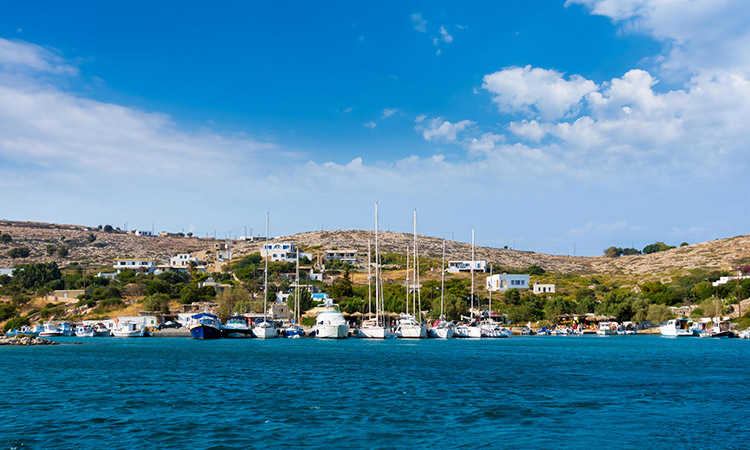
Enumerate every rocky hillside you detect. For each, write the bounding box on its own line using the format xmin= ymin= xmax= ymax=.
xmin=1 ymin=221 xmax=748 ymax=275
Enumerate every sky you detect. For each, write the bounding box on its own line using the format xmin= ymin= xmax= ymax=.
xmin=1 ymin=0 xmax=749 ymax=256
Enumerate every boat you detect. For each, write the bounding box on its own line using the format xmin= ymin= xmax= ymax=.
xmin=111 ymin=321 xmax=145 ymax=337
xmin=312 ymin=298 xmax=349 ymax=338
xmin=284 ymin=324 xmax=305 ymax=338
xmin=6 ymin=325 xmax=42 ymax=337
xmin=456 ymin=228 xmax=482 ymax=339
xmin=596 ymin=321 xmax=616 ymax=336
xmin=221 ymin=314 xmax=251 ymax=338
xmin=58 ymin=323 xmax=73 ymax=336
xmin=357 ymin=203 xmax=392 ymax=339
xmin=616 ymin=322 xmax=638 ymax=335
xmin=428 ymin=239 xmax=454 ymax=339
xmin=74 ymin=324 xmax=95 ymax=337
xmin=188 ymin=312 xmax=222 ymax=339
xmin=397 ymin=313 xmax=427 ymax=338
xmin=480 ymin=320 xmax=511 ymax=338
xmin=93 ymin=323 xmax=111 ymax=337
xmin=38 ymin=322 xmax=61 ymax=337
xmin=284 ymin=248 xmax=305 ymax=339
xmin=396 ymin=210 xmax=427 ymax=339
xmin=252 ymin=212 xmax=278 ymax=340
xmin=700 ymin=320 xmax=734 ymax=338
xmin=660 ymin=318 xmax=693 ymax=337
xmin=739 ymin=329 xmax=750 ymax=339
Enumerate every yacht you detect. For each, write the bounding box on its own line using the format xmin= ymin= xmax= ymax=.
xmin=454 ymin=320 xmax=482 ymax=338
xmin=188 ymin=312 xmax=222 ymax=339
xmin=313 ymin=299 xmax=349 ymax=339
xmin=427 ymin=239 xmax=454 ymax=339
xmin=38 ymin=322 xmax=61 ymax=337
xmin=74 ymin=324 xmax=95 ymax=337
xmin=252 ymin=212 xmax=278 ymax=340
xmin=284 ymin=248 xmax=306 ymax=339
xmin=480 ymin=321 xmax=511 ymax=338
xmin=111 ymin=322 xmax=146 ymax=337
xmin=397 ymin=313 xmax=427 ymax=339
xmin=357 ymin=204 xmax=392 ymax=339
xmin=700 ymin=320 xmax=734 ymax=338
xmin=660 ymin=318 xmax=693 ymax=337
xmin=221 ymin=314 xmax=251 ymax=338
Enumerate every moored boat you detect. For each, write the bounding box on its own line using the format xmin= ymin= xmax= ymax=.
xmin=93 ymin=323 xmax=111 ymax=337
xmin=252 ymin=212 xmax=278 ymax=340
xmin=111 ymin=322 xmax=145 ymax=337
xmin=74 ymin=324 xmax=95 ymax=337
xmin=397 ymin=313 xmax=426 ymax=339
xmin=38 ymin=322 xmax=61 ymax=337
xmin=596 ymin=321 xmax=616 ymax=336
xmin=188 ymin=312 xmax=222 ymax=339
xmin=427 ymin=320 xmax=455 ymax=339
xmin=313 ymin=299 xmax=349 ymax=339
xmin=221 ymin=314 xmax=251 ymax=338
xmin=660 ymin=318 xmax=693 ymax=337
xmin=58 ymin=323 xmax=73 ymax=336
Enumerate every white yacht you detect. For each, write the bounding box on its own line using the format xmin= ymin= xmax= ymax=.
xmin=313 ymin=299 xmax=349 ymax=339
xmin=428 ymin=239 xmax=454 ymax=339
xmin=111 ymin=322 xmax=145 ymax=337
xmin=252 ymin=212 xmax=278 ymax=340
xmin=38 ymin=322 xmax=61 ymax=337
xmin=660 ymin=318 xmax=693 ymax=337
xmin=397 ymin=313 xmax=427 ymax=339
xmin=356 ymin=204 xmax=392 ymax=339
xmin=480 ymin=321 xmax=511 ymax=338
xmin=454 ymin=322 xmax=482 ymax=338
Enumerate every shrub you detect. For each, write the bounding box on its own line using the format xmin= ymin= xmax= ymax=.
xmin=57 ymin=246 xmax=69 ymax=257
xmin=0 ymin=303 xmax=17 ymax=321
xmin=3 ymin=316 xmax=29 ymax=332
xmin=0 ymin=233 xmax=11 ymax=243
xmin=7 ymin=247 xmax=30 ymax=258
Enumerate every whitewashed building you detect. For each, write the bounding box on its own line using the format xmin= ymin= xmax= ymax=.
xmin=486 ymin=274 xmax=530 ymax=291
xmin=113 ymin=258 xmax=156 ymax=274
xmin=170 ymin=253 xmax=198 ymax=267
xmin=261 ymin=243 xmax=312 ymax=262
xmin=324 ymin=249 xmax=358 ymax=264
xmin=533 ymin=283 xmax=556 ymax=294
xmin=134 ymin=230 xmax=154 ymax=237
xmin=447 ymin=260 xmax=487 ymax=273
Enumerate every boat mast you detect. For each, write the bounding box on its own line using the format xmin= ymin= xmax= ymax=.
xmin=488 ymin=263 xmax=493 ymax=320
xmin=471 ymin=227 xmax=475 ymax=314
xmin=367 ymin=239 xmax=372 ymax=319
xmin=413 ymin=209 xmax=420 ymax=323
xmin=374 ymin=202 xmax=380 ymax=326
xmin=405 ymin=245 xmax=410 ymax=315
xmin=295 ymin=248 xmax=300 ymax=325
xmin=441 ymin=238 xmax=445 ymax=320
xmin=263 ymin=211 xmax=271 ymax=326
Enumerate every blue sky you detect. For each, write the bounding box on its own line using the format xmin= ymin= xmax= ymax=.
xmin=1 ymin=0 xmax=748 ymax=256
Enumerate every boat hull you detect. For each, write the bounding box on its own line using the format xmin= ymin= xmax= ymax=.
xmin=189 ymin=325 xmax=222 ymax=339
xmin=111 ymin=330 xmax=145 ymax=337
xmin=221 ymin=326 xmax=251 ymax=338
xmin=660 ymin=328 xmax=693 ymax=337
xmin=454 ymin=326 xmax=482 ymax=338
xmin=399 ymin=325 xmax=426 ymax=339
xmin=253 ymin=326 xmax=278 ymax=339
xmin=356 ymin=326 xmax=390 ymax=339
xmin=428 ymin=327 xmax=454 ymax=339
xmin=314 ymin=324 xmax=349 ymax=339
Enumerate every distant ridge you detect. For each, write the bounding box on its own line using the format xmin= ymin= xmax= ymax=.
xmin=0 ymin=220 xmax=748 ymax=275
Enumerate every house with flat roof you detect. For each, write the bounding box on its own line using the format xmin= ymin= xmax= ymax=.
xmin=447 ymin=260 xmax=487 ymax=273
xmin=114 ymin=258 xmax=156 ymax=274
xmin=533 ymin=283 xmax=556 ymax=294
xmin=324 ymin=249 xmax=358 ymax=264
xmin=261 ymin=243 xmax=312 ymax=262
xmin=486 ymin=274 xmax=529 ymax=291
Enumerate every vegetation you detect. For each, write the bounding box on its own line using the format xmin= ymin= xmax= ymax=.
xmin=7 ymin=247 xmax=30 ymax=258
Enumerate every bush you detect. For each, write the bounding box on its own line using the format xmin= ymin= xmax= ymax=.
xmin=642 ymin=242 xmax=676 ymax=254
xmin=0 ymin=303 xmax=17 ymax=321
xmin=11 ymin=293 xmax=31 ymax=306
xmin=0 ymin=233 xmax=11 ymax=243
xmin=87 ymin=233 xmax=96 ymax=243
xmin=57 ymin=246 xmax=69 ymax=257
xmin=3 ymin=316 xmax=29 ymax=332
xmin=7 ymin=247 xmax=30 ymax=258
xmin=603 ymin=246 xmax=623 ymax=258
xmin=103 ymin=225 xmax=114 ymax=233
xmin=526 ymin=265 xmax=545 ymax=276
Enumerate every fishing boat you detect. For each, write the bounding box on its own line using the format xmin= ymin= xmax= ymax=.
xmin=700 ymin=320 xmax=734 ymax=338
xmin=222 ymin=314 xmax=251 ymax=338
xmin=6 ymin=325 xmax=42 ymax=337
xmin=38 ymin=322 xmax=61 ymax=337
xmin=93 ymin=323 xmax=111 ymax=337
xmin=74 ymin=324 xmax=95 ymax=337
xmin=357 ymin=203 xmax=392 ymax=339
xmin=428 ymin=239 xmax=454 ymax=339
xmin=188 ymin=312 xmax=222 ymax=339
xmin=596 ymin=321 xmax=616 ymax=336
xmin=660 ymin=318 xmax=693 ymax=337
xmin=252 ymin=212 xmax=278 ymax=340
xmin=313 ymin=298 xmax=349 ymax=338
xmin=111 ymin=321 xmax=145 ymax=337
xmin=58 ymin=323 xmax=73 ymax=336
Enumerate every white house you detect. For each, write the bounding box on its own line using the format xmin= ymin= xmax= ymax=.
xmin=134 ymin=230 xmax=154 ymax=237
xmin=533 ymin=283 xmax=556 ymax=294
xmin=447 ymin=260 xmax=487 ymax=273
xmin=261 ymin=243 xmax=312 ymax=263
xmin=97 ymin=272 xmax=117 ymax=280
xmin=0 ymin=268 xmax=14 ymax=277
xmin=324 ymin=249 xmax=358 ymax=264
xmin=114 ymin=258 xmax=156 ymax=274
xmin=214 ymin=241 xmax=232 ymax=261
xmin=486 ymin=274 xmax=530 ymax=291
xmin=170 ymin=253 xmax=198 ymax=267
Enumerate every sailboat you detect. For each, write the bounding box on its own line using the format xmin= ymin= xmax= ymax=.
xmin=454 ymin=228 xmax=482 ymax=339
xmin=357 ymin=202 xmax=392 ymax=339
xmin=397 ymin=209 xmax=427 ymax=339
xmin=284 ymin=249 xmax=305 ymax=338
xmin=428 ymin=239 xmax=455 ymax=339
xmin=253 ymin=212 xmax=278 ymax=339
xmin=480 ymin=264 xmax=510 ymax=338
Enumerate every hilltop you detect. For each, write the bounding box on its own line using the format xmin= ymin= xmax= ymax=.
xmin=0 ymin=220 xmax=748 ymax=276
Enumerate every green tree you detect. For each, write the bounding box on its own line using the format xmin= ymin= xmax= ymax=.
xmin=103 ymin=224 xmax=114 ymax=233
xmin=57 ymin=246 xmax=69 ymax=257
xmin=144 ymin=293 xmax=170 ymax=313
xmin=642 ymin=241 xmax=676 ymax=254
xmin=526 ymin=265 xmax=545 ymax=275
xmin=603 ymin=246 xmax=623 ymax=258
xmin=646 ymin=304 xmax=673 ymax=323
xmin=7 ymin=247 xmax=30 ymax=258
xmin=3 ymin=316 xmax=30 ymax=332
xmin=504 ymin=288 xmax=521 ymax=306
xmin=217 ymin=287 xmax=250 ymax=321
xmin=0 ymin=233 xmax=11 ymax=243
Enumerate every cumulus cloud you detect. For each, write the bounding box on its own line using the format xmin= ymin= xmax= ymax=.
xmin=419 ymin=117 xmax=474 ymax=143
xmin=439 ymin=26 xmax=453 ymax=44
xmin=410 ymin=13 xmax=427 ymax=33
xmin=482 ymin=65 xmax=598 ymax=120
xmin=0 ymin=38 xmax=77 ymax=75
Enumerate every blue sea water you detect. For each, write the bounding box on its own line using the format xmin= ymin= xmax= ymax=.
xmin=2 ymin=335 xmax=749 ymax=449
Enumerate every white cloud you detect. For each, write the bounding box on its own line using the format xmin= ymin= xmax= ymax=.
xmin=464 ymin=132 xmax=505 ymax=153
xmin=482 ymin=65 xmax=598 ymax=120
xmin=415 ymin=114 xmax=426 ymax=123
xmin=439 ymin=26 xmax=453 ymax=44
xmin=382 ymin=108 xmax=398 ymax=119
xmin=363 ymin=121 xmax=377 ymax=128
xmin=508 ymin=120 xmax=546 ymax=142
xmin=0 ymin=38 xmax=77 ymax=75
xmin=410 ymin=13 xmax=427 ymax=33
xmin=420 ymin=117 xmax=474 ymax=143
xmin=342 ymin=107 xmax=353 ymax=113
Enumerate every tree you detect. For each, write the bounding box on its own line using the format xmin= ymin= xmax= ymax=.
xmin=7 ymin=247 xmax=30 ymax=258
xmin=680 ymin=242 xmax=689 ymax=247
xmin=217 ymin=287 xmax=250 ymax=321
xmin=87 ymin=233 xmax=96 ymax=243
xmin=642 ymin=241 xmax=676 ymax=254
xmin=646 ymin=304 xmax=673 ymax=323
xmin=187 ymin=232 xmax=193 ymax=237
xmin=57 ymin=246 xmax=69 ymax=257
xmin=603 ymin=246 xmax=623 ymax=258
xmin=526 ymin=265 xmax=545 ymax=276
xmin=103 ymin=224 xmax=114 ymax=233
xmin=46 ymin=244 xmax=57 ymax=256
xmin=144 ymin=293 xmax=170 ymax=314
xmin=504 ymin=289 xmax=521 ymax=306
xmin=0 ymin=233 xmax=11 ymax=243
xmin=622 ymin=247 xmax=641 ymax=256
xmin=3 ymin=316 xmax=30 ymax=332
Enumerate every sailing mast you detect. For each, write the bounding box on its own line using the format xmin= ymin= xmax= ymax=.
xmin=367 ymin=239 xmax=372 ymax=320
xmin=295 ymin=248 xmax=300 ymax=325
xmin=374 ymin=202 xmax=381 ymax=326
xmin=413 ymin=209 xmax=420 ymax=323
xmin=488 ymin=263 xmax=493 ymax=319
xmin=405 ymin=246 xmax=410 ymax=315
xmin=471 ymin=227 xmax=475 ymax=314
xmin=441 ymin=238 xmax=446 ymax=320
xmin=263 ymin=211 xmax=271 ymax=324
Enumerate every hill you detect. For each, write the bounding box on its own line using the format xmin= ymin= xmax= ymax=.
xmin=1 ymin=220 xmax=748 ymax=276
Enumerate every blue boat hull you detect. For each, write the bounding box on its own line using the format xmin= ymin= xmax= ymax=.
xmin=190 ymin=325 xmax=222 ymax=339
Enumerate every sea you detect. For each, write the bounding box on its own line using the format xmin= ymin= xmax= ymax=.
xmin=2 ymin=335 xmax=749 ymax=449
